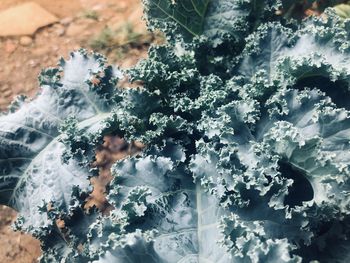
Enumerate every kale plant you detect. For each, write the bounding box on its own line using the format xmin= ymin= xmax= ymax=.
xmin=1 ymin=0 xmax=350 ymax=262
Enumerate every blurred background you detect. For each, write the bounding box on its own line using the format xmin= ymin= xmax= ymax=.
xmin=1 ymin=0 xmax=350 ymax=262
xmin=0 ymin=0 xmax=159 ymax=110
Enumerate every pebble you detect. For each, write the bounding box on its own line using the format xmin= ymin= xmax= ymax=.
xmin=0 ymin=84 xmax=9 ymax=92
xmin=19 ymin=36 xmax=33 ymax=46
xmin=60 ymin=17 xmax=74 ymax=26
xmin=4 ymin=40 xmax=17 ymax=53
xmin=52 ymin=24 xmax=65 ymax=36
xmin=28 ymin=60 xmax=38 ymax=67
xmin=0 ymin=2 xmax=58 ymax=37
xmin=3 ymin=89 xmax=12 ymax=98
xmin=91 ymin=4 xmax=106 ymax=11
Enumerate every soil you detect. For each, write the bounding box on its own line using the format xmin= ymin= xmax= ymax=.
xmin=0 ymin=0 xmax=150 ymax=110
xmin=0 ymin=0 xmax=149 ymax=262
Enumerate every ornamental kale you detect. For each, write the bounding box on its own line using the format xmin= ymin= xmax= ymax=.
xmin=1 ymin=1 xmax=350 ymax=262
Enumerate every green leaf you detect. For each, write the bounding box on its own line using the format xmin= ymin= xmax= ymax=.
xmin=144 ymin=0 xmax=210 ymax=37
xmin=143 ymin=0 xmax=259 ymax=45
xmin=239 ymin=22 xmax=294 ymax=83
xmin=237 ymin=14 xmax=350 ymax=99
xmin=99 ymin=142 xmax=231 ymax=262
xmin=83 ymin=141 xmax=299 ymax=263
xmin=0 ymin=49 xmax=121 ymax=235
xmin=194 ymin=87 xmax=350 ymax=262
xmin=4 ymin=1 xmax=350 ymax=262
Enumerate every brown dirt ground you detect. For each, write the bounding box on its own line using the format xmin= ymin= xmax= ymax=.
xmin=0 ymin=0 xmax=150 ymax=110
xmin=0 ymin=0 xmax=150 ymax=262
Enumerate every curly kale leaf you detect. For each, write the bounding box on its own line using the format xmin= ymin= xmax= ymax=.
xmin=237 ymin=13 xmax=350 ymax=103
xmin=79 ymin=140 xmax=299 ymax=263
xmin=193 ymin=87 xmax=350 ymax=262
xmin=143 ymin=0 xmax=282 ymax=45
xmin=0 ymin=49 xmax=121 ymax=236
xmin=3 ymin=1 xmax=350 ymax=263
xmin=87 ymin=141 xmax=234 ymax=262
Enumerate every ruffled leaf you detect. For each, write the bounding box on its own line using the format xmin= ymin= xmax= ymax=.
xmin=0 ymin=49 xmax=122 ymax=235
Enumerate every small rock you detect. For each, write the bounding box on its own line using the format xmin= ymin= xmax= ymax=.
xmin=28 ymin=59 xmax=38 ymax=67
xmin=66 ymin=23 xmax=88 ymax=36
xmin=52 ymin=24 xmax=65 ymax=36
xmin=0 ymin=84 xmax=9 ymax=92
xmin=19 ymin=36 xmax=33 ymax=46
xmin=60 ymin=17 xmax=74 ymax=26
xmin=3 ymin=90 xmax=12 ymax=98
xmin=4 ymin=41 xmax=17 ymax=54
xmin=0 ymin=2 xmax=58 ymax=36
xmin=92 ymin=4 xmax=105 ymax=11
